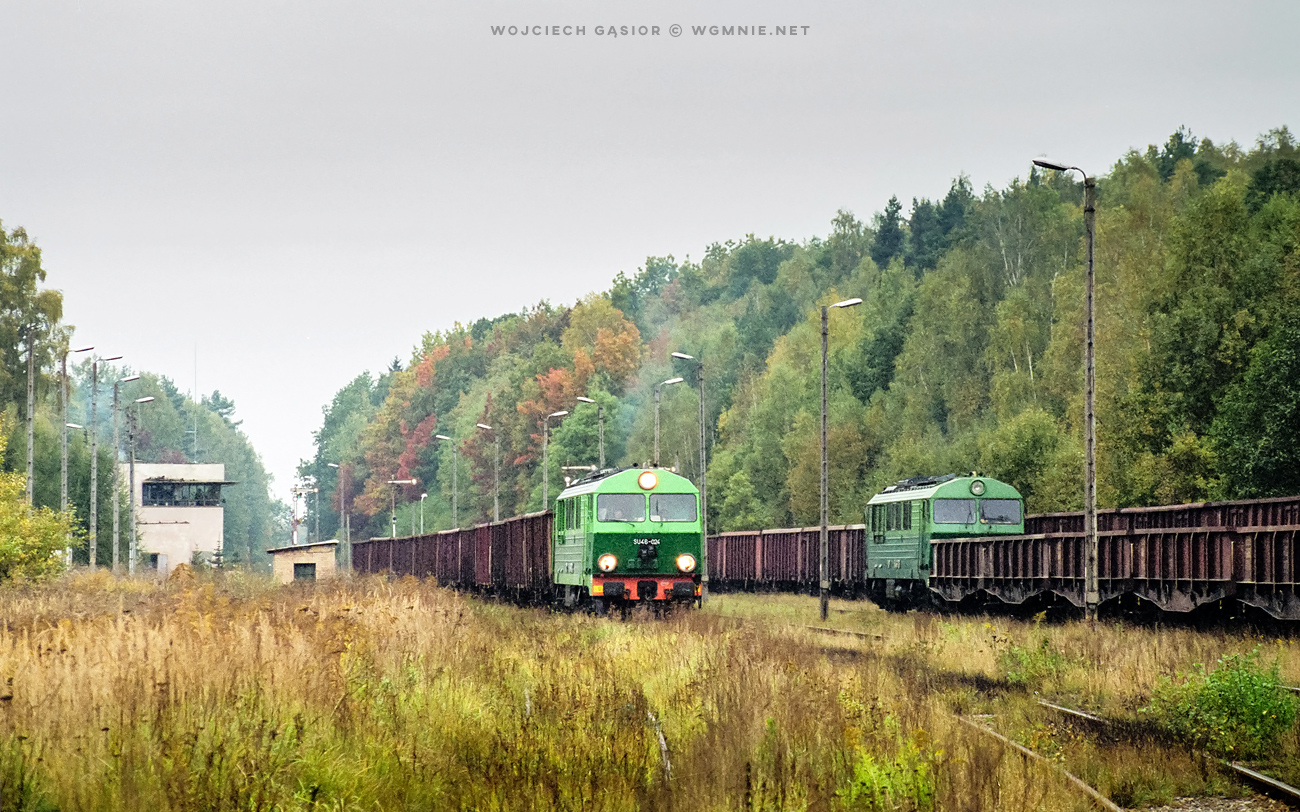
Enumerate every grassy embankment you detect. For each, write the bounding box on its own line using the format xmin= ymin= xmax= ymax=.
xmin=1 ymin=573 xmax=1296 ymax=811
xmin=715 ymin=593 xmax=1300 ymax=809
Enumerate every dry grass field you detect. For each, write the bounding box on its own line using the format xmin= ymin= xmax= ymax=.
xmin=0 ymin=572 xmax=1296 ymax=811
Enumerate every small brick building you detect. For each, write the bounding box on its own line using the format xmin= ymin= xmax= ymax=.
xmin=267 ymin=540 xmax=339 ymax=584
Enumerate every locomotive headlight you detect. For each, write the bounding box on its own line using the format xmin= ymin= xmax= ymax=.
xmin=638 ymin=471 xmax=658 ymax=490
xmin=970 ymin=479 xmax=986 ymax=496
xmin=598 ymin=553 xmax=618 ymax=572
xmin=676 ymin=553 xmax=697 ymax=573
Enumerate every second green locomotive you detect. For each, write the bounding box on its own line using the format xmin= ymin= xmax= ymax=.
xmin=553 ymin=468 xmax=703 ymax=611
xmin=865 ymin=474 xmax=1025 ymax=607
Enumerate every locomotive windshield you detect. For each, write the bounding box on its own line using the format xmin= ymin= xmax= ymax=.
xmin=597 ymin=494 xmax=645 ymax=522
xmin=979 ymin=499 xmax=1022 ymax=524
xmin=649 ymin=494 xmax=697 ymax=522
xmin=933 ymin=498 xmax=976 ymax=524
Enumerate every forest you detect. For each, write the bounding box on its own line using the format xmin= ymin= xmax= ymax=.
xmin=302 ymin=126 xmax=1300 ymax=540
xmin=0 ymin=226 xmax=283 ymax=573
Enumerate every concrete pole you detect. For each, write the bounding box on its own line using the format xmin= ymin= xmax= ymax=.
xmin=111 ymin=382 xmax=121 ymax=573
xmin=341 ymin=467 xmax=350 ymax=570
xmin=127 ymin=406 xmax=137 ymax=576
xmin=25 ymin=327 xmax=35 ymax=505
xmin=90 ymin=362 xmax=100 ymax=566
xmin=653 ymin=387 xmax=661 ymax=467
xmin=60 ymin=349 xmax=70 ymax=565
xmin=1084 ymin=176 xmax=1099 ymax=623
xmin=820 ymin=306 xmax=830 ymax=621
xmin=698 ymin=362 xmax=708 ymax=601
xmin=542 ymin=417 xmax=550 ymax=507
xmin=598 ymin=404 xmax=605 ymax=470
xmin=60 ymin=351 xmax=68 ymax=512
xmin=452 ymin=443 xmax=458 ymax=528
xmin=493 ymin=434 xmax=500 ymax=522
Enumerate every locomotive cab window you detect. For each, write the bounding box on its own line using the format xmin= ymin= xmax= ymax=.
xmin=597 ymin=494 xmax=645 ymax=522
xmin=649 ymin=494 xmax=696 ymax=522
xmin=903 ymin=501 xmax=912 ymax=530
xmin=979 ymin=499 xmax=1022 ymax=525
xmin=933 ymin=498 xmax=977 ymax=524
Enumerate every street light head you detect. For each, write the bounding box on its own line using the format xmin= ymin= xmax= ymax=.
xmin=549 ymin=410 xmax=569 ymax=418
xmin=575 ymin=396 xmax=595 ymax=403
xmin=476 ymin=423 xmax=493 ymax=431
xmin=135 ymin=396 xmax=154 ymax=404
xmin=421 ymin=493 xmax=428 ymax=500
xmin=434 ymin=434 xmax=452 ymax=440
xmin=661 ymin=377 xmax=685 ymax=386
xmin=120 ymin=374 xmax=140 ymax=383
xmin=327 ymin=462 xmax=340 ymax=468
xmin=104 ymin=355 xmax=123 ymax=362
xmin=74 ymin=346 xmax=94 ymax=353
xmin=65 ymin=423 xmax=83 ymax=429
xmin=671 ymin=352 xmax=695 ymax=360
xmin=831 ymin=297 xmax=863 ymax=309
xmin=1032 ymin=157 xmax=1072 ymax=173
xmin=386 ymin=478 xmax=417 ymax=485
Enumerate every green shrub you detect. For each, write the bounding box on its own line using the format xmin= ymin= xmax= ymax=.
xmin=1142 ymin=648 xmax=1298 ymax=759
xmin=997 ymin=638 xmax=1069 ymax=690
xmin=840 ymin=729 xmax=939 ymax=811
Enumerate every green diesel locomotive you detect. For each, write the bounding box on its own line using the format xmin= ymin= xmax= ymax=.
xmin=865 ymin=474 xmax=1025 ymax=607
xmin=553 ymin=467 xmax=703 ymax=611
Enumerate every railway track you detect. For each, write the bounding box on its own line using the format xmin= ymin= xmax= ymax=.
xmin=1038 ymin=700 xmax=1300 ymax=809
xmin=798 ymin=625 xmax=1300 ymax=810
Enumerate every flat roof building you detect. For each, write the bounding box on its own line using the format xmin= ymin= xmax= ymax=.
xmin=266 ymin=540 xmax=339 ymax=584
xmin=123 ymin=462 xmax=233 ymax=577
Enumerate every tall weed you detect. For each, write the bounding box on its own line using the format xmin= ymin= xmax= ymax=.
xmin=1142 ymin=648 xmax=1298 ymax=759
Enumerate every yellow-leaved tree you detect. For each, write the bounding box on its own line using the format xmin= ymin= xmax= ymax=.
xmin=0 ymin=430 xmax=77 ymax=581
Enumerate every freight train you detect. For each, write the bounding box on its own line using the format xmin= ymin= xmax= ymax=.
xmin=352 ymin=467 xmax=702 ymax=612
xmin=709 ymin=475 xmax=1300 ymax=620
xmin=352 ymin=469 xmax=1300 ymax=621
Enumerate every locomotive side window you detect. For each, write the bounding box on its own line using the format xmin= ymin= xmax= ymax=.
xmin=980 ymin=499 xmax=1022 ymax=524
xmin=933 ymin=498 xmax=976 ymax=524
xmin=649 ymin=494 xmax=696 ymax=522
xmin=598 ymin=494 xmax=645 ymax=522
xmin=903 ymin=501 xmax=912 ymax=530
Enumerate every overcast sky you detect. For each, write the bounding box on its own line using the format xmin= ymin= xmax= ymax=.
xmin=3 ymin=0 xmax=1298 ymax=504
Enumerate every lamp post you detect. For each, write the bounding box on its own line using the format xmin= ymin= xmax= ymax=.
xmin=654 ymin=378 xmax=684 ymax=468
xmin=820 ymin=297 xmax=862 ymax=621
xmin=1034 ymin=157 xmax=1098 ymax=623
xmin=420 ymin=493 xmax=428 ymax=535
xmin=541 ymin=409 xmax=569 ymax=507
xmin=89 ymin=354 xmax=123 ymax=569
xmin=476 ymin=423 xmax=500 ymax=522
xmin=25 ymin=327 xmax=35 ymax=505
xmin=62 ymin=347 xmax=94 ymax=550
xmin=386 ymin=478 xmax=417 ymax=537
xmin=64 ymin=419 xmax=85 ymax=566
xmin=327 ymin=462 xmax=350 ymax=570
xmin=112 ymin=374 xmax=138 ymax=574
xmin=575 ymin=397 xmax=605 ymax=470
xmin=127 ymin=396 xmax=155 ymax=576
xmin=434 ymin=435 xmax=458 ymax=528
xmin=672 ymin=351 xmax=708 ymax=600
